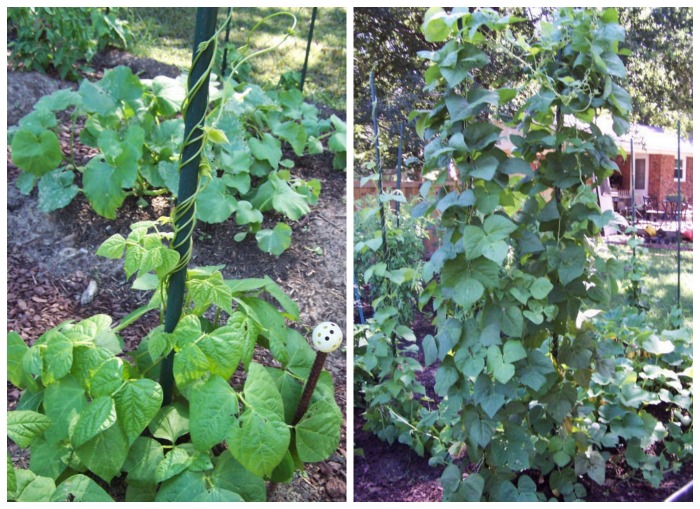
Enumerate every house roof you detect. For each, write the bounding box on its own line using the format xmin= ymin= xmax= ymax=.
xmin=498 ymin=116 xmax=693 ymax=157
xmin=612 ymin=122 xmax=693 ymax=157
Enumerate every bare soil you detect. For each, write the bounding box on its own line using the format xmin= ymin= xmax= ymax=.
xmin=6 ymin=49 xmax=346 ymax=502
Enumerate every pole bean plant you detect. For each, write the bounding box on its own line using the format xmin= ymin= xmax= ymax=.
xmin=357 ymin=7 xmax=692 ymax=502
xmin=8 ymin=7 xmax=130 ymax=80
xmin=7 ymin=9 xmax=342 ymax=502
xmin=9 ymin=10 xmax=346 ymax=257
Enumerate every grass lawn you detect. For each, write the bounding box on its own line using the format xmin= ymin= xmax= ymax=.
xmin=608 ymin=244 xmax=693 ymax=330
xmin=120 ymin=7 xmax=346 ymax=110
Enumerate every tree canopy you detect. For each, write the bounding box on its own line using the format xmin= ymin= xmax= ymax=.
xmin=619 ymin=7 xmax=692 ymax=133
xmin=354 ymin=7 xmax=693 ymax=178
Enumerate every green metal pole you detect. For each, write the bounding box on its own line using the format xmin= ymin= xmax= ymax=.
xmin=676 ymin=120 xmax=681 ymax=306
xmin=395 ymin=121 xmax=404 ymax=226
xmin=221 ymin=7 xmax=233 ymax=78
xmin=630 ymin=138 xmax=635 ymax=229
xmin=160 ymin=7 xmax=219 ymax=405
xmin=299 ymin=7 xmax=317 ymax=92
xmin=370 ymin=71 xmax=387 ymax=261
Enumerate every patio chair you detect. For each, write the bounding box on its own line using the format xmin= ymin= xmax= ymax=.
xmin=662 ymin=198 xmax=688 ymax=222
xmin=642 ymin=196 xmax=663 ymax=223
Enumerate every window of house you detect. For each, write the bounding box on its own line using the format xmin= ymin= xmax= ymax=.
xmin=674 ymin=157 xmax=686 ymax=182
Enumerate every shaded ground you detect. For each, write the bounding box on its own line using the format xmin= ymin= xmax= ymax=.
xmin=6 ymin=49 xmax=346 ymax=502
xmin=354 ymin=407 xmax=442 ymax=502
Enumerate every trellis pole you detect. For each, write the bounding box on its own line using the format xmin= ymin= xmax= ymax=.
xmin=221 ymin=7 xmax=233 ymax=77
xmin=676 ymin=120 xmax=681 ymax=306
xmin=630 ymin=138 xmax=635 ymax=229
xmin=160 ymin=7 xmax=219 ymax=405
xmin=629 ymin=137 xmax=640 ymax=302
xmin=354 ymin=276 xmax=366 ymax=324
xmin=370 ymin=70 xmax=388 ymax=260
xmin=395 ymin=121 xmax=404 ymax=226
xmin=299 ymin=7 xmax=317 ymax=92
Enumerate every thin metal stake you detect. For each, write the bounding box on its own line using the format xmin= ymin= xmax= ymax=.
xmin=395 ymin=121 xmax=404 ymax=226
xmin=299 ymin=7 xmax=317 ymax=92
xmin=221 ymin=7 xmax=233 ymax=78
xmin=630 ymin=138 xmax=635 ymax=229
xmin=370 ymin=70 xmax=387 ymax=261
xmin=676 ymin=120 xmax=681 ymax=306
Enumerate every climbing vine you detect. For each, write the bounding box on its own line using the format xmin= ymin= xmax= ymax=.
xmin=357 ymin=7 xmax=691 ymax=502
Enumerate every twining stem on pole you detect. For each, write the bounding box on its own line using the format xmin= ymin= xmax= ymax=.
xmin=369 ymin=71 xmax=387 ymax=261
xmin=160 ymin=7 xmax=219 ymax=405
xmin=299 ymin=7 xmax=318 ymax=92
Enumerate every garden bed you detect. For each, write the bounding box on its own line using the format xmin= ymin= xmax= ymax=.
xmin=353 ymin=307 xmax=693 ymax=502
xmin=6 ymin=50 xmax=346 ymax=502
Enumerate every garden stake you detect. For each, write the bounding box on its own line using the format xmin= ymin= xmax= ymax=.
xmin=395 ymin=121 xmax=404 ymax=226
xmin=221 ymin=7 xmax=233 ymax=78
xmin=292 ymin=322 xmax=343 ymax=425
xmin=354 ymin=276 xmax=366 ymax=324
xmin=160 ymin=7 xmax=219 ymax=405
xmin=630 ymin=138 xmax=636 ymax=229
xmin=299 ymin=7 xmax=317 ymax=92
xmin=676 ymin=120 xmax=681 ymax=306
xmin=369 ymin=70 xmax=388 ymax=261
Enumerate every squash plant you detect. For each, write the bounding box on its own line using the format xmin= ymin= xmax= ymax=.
xmin=9 ymin=9 xmax=346 ymax=256
xmin=7 ymin=9 xmax=342 ymax=502
xmin=402 ymin=6 xmax=690 ymax=501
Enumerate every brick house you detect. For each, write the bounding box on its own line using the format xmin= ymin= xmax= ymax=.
xmin=611 ymin=123 xmax=693 ymax=207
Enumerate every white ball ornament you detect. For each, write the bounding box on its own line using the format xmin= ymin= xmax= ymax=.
xmin=312 ymin=322 xmax=343 ymax=353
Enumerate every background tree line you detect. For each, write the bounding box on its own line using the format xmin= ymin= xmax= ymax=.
xmin=353 ymin=7 xmax=693 ymax=178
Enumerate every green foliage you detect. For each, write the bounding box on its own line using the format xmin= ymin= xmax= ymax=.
xmin=327 ymin=115 xmax=348 ymax=171
xmin=357 ymin=7 xmax=691 ymax=502
xmin=6 ymin=466 xmax=114 ymax=503
xmin=10 ymin=63 xmax=344 ymax=254
xmin=7 ymin=216 xmax=342 ymax=500
xmin=8 ymin=22 xmax=341 ymax=495
xmin=415 ymin=7 xmax=631 ymax=501
xmin=355 ymin=6 xmax=693 ymax=177
xmin=354 ymin=193 xmax=428 ymax=324
xmin=354 ymin=319 xmax=439 ymax=459
xmin=587 ymin=306 xmax=693 ymax=488
xmin=353 ymin=193 xmax=436 ymax=458
xmin=7 ymin=7 xmax=131 ymax=80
